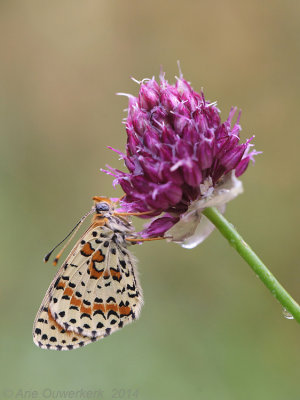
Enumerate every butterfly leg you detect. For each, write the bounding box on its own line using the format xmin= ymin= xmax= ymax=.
xmin=114 ymin=210 xmax=155 ymax=217
xmin=126 ymin=236 xmax=168 ymax=243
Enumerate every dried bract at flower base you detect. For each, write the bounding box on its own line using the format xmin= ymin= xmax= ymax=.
xmin=166 ymin=171 xmax=243 ymax=248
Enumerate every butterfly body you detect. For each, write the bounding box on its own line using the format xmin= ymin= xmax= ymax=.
xmin=33 ymin=197 xmax=143 ymax=350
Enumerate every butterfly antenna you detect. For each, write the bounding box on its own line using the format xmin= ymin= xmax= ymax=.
xmin=44 ymin=207 xmax=95 ymax=266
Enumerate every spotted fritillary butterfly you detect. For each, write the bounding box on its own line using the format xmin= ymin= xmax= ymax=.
xmin=33 ymin=196 xmax=143 ymax=350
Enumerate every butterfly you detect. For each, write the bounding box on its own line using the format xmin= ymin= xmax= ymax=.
xmin=33 ymin=196 xmax=144 ymax=350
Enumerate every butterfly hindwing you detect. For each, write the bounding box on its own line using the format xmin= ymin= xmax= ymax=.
xmin=33 ymin=301 xmax=94 ymax=350
xmin=51 ymin=227 xmax=142 ymax=338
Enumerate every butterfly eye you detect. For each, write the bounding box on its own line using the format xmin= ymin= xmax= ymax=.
xmin=95 ymin=202 xmax=110 ymax=213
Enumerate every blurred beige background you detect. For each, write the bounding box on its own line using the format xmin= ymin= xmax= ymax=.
xmin=1 ymin=1 xmax=300 ymax=399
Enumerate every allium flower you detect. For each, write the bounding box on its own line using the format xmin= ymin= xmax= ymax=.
xmin=104 ymin=70 xmax=260 ymax=248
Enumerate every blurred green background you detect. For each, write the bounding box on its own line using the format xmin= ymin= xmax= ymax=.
xmin=1 ymin=1 xmax=300 ymax=399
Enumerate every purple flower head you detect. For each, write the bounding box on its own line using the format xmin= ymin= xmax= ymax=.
xmin=104 ymin=69 xmax=260 ymax=248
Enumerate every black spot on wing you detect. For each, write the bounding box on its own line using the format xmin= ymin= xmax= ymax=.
xmin=95 ymin=297 xmax=103 ymax=303
xmin=54 ymin=277 xmax=60 ymax=288
xmin=93 ymin=309 xmax=105 ymax=318
xmin=104 ymin=328 xmax=111 ymax=337
xmin=107 ymin=310 xmax=119 ymax=318
xmin=80 ymin=313 xmax=92 ymax=320
xmin=106 ymin=297 xmax=116 ymax=303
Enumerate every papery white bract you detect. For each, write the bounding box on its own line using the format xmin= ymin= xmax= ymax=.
xmin=166 ymin=172 xmax=243 ymax=248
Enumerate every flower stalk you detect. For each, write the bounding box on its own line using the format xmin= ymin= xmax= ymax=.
xmin=202 ymin=206 xmax=300 ymax=323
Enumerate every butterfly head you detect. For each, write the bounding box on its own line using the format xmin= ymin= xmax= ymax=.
xmin=93 ymin=196 xmax=114 ymax=215
xmin=95 ymin=202 xmax=110 ymax=213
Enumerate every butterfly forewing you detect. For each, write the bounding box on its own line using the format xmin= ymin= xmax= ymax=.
xmin=33 ymin=211 xmax=143 ymax=350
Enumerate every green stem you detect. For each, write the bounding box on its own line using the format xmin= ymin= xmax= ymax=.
xmin=202 ymin=206 xmax=300 ymax=323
